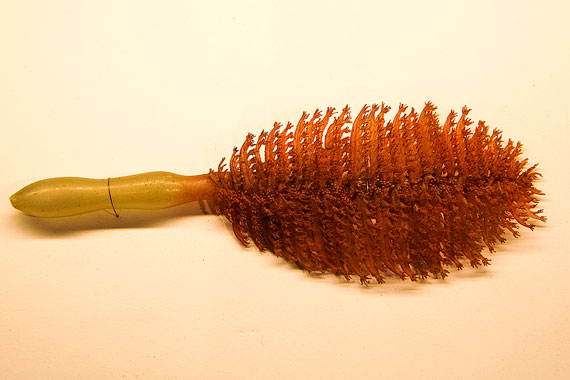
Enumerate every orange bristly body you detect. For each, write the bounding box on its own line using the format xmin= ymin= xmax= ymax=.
xmin=210 ymin=102 xmax=545 ymax=284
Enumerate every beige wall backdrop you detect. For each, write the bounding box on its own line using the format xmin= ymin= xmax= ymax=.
xmin=1 ymin=1 xmax=569 ymax=379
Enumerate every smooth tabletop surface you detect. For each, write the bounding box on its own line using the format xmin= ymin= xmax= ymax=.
xmin=1 ymin=1 xmax=569 ymax=379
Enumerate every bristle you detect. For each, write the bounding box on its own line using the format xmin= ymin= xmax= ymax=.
xmin=210 ymin=103 xmax=545 ymax=284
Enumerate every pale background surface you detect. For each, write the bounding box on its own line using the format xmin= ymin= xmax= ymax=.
xmin=1 ymin=1 xmax=569 ymax=379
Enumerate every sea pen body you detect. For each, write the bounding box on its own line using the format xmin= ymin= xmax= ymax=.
xmin=211 ymin=102 xmax=545 ymax=284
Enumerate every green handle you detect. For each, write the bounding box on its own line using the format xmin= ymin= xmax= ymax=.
xmin=9 ymin=171 xmax=215 ymax=218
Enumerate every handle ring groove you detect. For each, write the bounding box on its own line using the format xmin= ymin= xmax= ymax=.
xmin=107 ymin=177 xmax=119 ymax=218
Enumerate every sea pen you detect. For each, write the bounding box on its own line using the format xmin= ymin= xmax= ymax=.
xmin=10 ymin=102 xmax=545 ymax=284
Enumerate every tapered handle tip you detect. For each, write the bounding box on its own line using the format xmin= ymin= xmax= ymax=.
xmin=9 ymin=176 xmax=115 ymax=217
xmin=9 ymin=193 xmax=20 ymax=212
xmin=9 ymin=187 xmax=39 ymax=216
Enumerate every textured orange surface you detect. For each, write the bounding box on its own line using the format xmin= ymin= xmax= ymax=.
xmin=212 ymin=103 xmax=545 ymax=283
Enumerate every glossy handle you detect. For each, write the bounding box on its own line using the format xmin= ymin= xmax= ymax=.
xmin=9 ymin=172 xmax=216 ymax=217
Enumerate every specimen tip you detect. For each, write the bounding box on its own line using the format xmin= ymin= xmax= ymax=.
xmin=9 ymin=192 xmax=20 ymax=212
